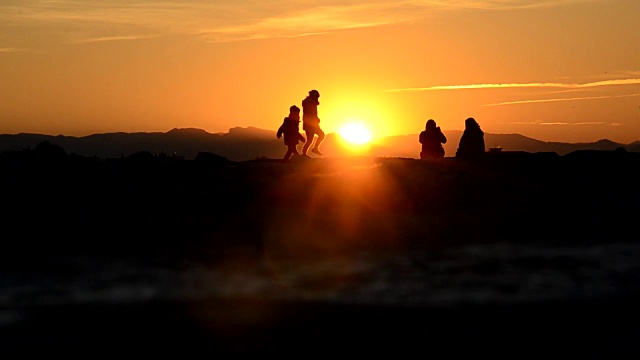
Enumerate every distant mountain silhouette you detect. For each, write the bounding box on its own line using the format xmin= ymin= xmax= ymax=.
xmin=0 ymin=127 xmax=637 ymax=161
xmin=373 ymin=132 xmax=634 ymax=159
xmin=628 ymin=141 xmax=640 ymax=153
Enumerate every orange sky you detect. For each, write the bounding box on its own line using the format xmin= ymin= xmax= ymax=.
xmin=1 ymin=0 xmax=640 ymax=144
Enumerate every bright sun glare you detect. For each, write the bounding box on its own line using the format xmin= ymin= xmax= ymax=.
xmin=338 ymin=123 xmax=372 ymax=145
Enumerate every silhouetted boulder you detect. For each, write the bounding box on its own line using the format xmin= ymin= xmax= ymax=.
xmin=195 ymin=151 xmax=231 ymax=165
xmin=68 ymin=153 xmax=101 ymax=166
xmin=563 ymin=149 xmax=630 ymax=162
xmin=33 ymin=140 xmax=68 ymax=163
xmin=485 ymin=150 xmax=560 ymax=160
xmin=126 ymin=151 xmax=156 ymax=162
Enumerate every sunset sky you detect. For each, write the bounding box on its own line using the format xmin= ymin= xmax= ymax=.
xmin=2 ymin=0 xmax=639 ymax=143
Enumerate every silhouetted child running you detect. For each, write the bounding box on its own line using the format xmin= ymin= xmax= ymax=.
xmin=277 ymin=105 xmax=306 ymax=162
xmin=301 ymin=89 xmax=325 ymax=157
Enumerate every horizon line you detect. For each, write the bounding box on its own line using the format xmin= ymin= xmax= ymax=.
xmin=1 ymin=127 xmax=637 ymax=145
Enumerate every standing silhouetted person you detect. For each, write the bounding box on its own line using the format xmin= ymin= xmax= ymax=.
xmin=456 ymin=117 xmax=485 ymax=159
xmin=277 ymin=105 xmax=306 ymax=161
xmin=419 ymin=119 xmax=447 ymax=159
xmin=301 ymin=89 xmax=325 ymax=157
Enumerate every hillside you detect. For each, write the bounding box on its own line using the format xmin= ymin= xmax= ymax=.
xmin=2 ymin=146 xmax=640 ymax=356
xmin=0 ymin=127 xmax=636 ymax=161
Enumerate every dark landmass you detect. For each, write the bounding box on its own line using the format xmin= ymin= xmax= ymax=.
xmin=3 ymin=141 xmax=638 ymax=257
xmin=1 ymin=127 xmax=638 ymax=161
xmin=1 ymin=143 xmax=640 ymax=356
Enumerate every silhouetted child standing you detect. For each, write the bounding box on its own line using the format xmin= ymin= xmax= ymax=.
xmin=277 ymin=105 xmax=306 ymax=161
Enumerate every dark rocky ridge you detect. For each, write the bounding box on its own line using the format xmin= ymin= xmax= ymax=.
xmin=2 ymin=142 xmax=638 ymax=258
xmin=1 ymin=127 xmax=637 ymax=161
xmin=2 ymin=143 xmax=639 ymax=356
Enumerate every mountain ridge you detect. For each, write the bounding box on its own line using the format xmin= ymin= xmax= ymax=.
xmin=1 ymin=127 xmax=637 ymax=162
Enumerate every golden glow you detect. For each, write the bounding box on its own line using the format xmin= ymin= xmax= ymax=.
xmin=338 ymin=122 xmax=372 ymax=145
xmin=2 ymin=2 xmax=640 ymax=143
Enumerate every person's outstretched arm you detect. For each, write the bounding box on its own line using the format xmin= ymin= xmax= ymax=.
xmin=438 ymin=128 xmax=447 ymax=143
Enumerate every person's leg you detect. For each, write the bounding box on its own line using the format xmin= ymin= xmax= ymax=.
xmin=311 ymin=128 xmax=325 ymax=155
xmin=302 ymin=129 xmax=315 ymax=156
xmin=283 ymin=146 xmax=294 ymax=160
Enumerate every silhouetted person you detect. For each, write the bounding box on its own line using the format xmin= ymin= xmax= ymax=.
xmin=456 ymin=117 xmax=485 ymax=159
xmin=277 ymin=105 xmax=306 ymax=161
xmin=419 ymin=119 xmax=447 ymax=159
xmin=301 ymin=89 xmax=325 ymax=157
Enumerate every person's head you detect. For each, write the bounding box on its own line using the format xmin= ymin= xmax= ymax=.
xmin=465 ymin=117 xmax=479 ymax=129
xmin=308 ymin=89 xmax=320 ymax=99
xmin=426 ymin=119 xmax=436 ymax=129
xmin=289 ymin=105 xmax=300 ymax=119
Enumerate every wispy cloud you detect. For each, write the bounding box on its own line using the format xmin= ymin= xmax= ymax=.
xmin=386 ymin=79 xmax=640 ymax=107
xmin=410 ymin=0 xmax=598 ymax=11
xmin=0 ymin=47 xmax=28 ymax=53
xmin=484 ymin=92 xmax=640 ymax=106
xmin=199 ymin=0 xmax=601 ymax=42
xmin=75 ymin=35 xmax=156 ymax=44
xmin=385 ymin=79 xmax=640 ymax=92
xmin=591 ymin=70 xmax=640 ymax=80
xmin=0 ymin=0 xmax=602 ymax=43
xmin=199 ymin=3 xmax=417 ymax=43
xmin=0 ymin=1 xmax=243 ymax=41
xmin=540 ymin=121 xmax=606 ymax=125
xmin=507 ymin=120 xmax=614 ymax=126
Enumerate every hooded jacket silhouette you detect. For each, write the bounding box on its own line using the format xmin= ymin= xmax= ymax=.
xmin=456 ymin=117 xmax=485 ymax=159
xmin=277 ymin=105 xmax=306 ymax=160
xmin=419 ymin=119 xmax=447 ymax=158
xmin=301 ymin=89 xmax=325 ymax=156
xmin=277 ymin=117 xmax=305 ymax=146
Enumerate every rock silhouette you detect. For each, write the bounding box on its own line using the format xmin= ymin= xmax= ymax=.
xmin=1 ymin=142 xmax=640 ymax=356
xmin=3 ymin=128 xmax=636 ymax=162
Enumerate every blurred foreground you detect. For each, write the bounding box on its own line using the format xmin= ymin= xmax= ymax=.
xmin=1 ymin=151 xmax=640 ymax=355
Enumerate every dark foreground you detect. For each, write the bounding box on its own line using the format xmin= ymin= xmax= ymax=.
xmin=4 ymin=296 xmax=640 ymax=356
xmin=1 ymin=149 xmax=640 ymax=356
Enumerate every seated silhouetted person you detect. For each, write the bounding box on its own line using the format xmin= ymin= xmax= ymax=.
xmin=419 ymin=119 xmax=447 ymax=159
xmin=455 ymin=117 xmax=485 ymax=159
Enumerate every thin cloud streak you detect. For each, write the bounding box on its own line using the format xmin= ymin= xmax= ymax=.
xmin=410 ymin=0 xmax=598 ymax=11
xmin=0 ymin=1 xmax=242 ymax=37
xmin=540 ymin=121 xmax=606 ymax=126
xmin=0 ymin=47 xmax=28 ymax=53
xmin=0 ymin=0 xmax=603 ymax=43
xmin=75 ymin=35 xmax=156 ymax=44
xmin=199 ymin=0 xmax=600 ymax=42
xmin=506 ymin=121 xmax=612 ymax=126
xmin=385 ymin=79 xmax=640 ymax=92
xmin=484 ymin=93 xmax=640 ymax=106
xmin=199 ymin=3 xmax=418 ymax=43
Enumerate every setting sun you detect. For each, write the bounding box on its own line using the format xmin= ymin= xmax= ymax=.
xmin=338 ymin=122 xmax=372 ymax=145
